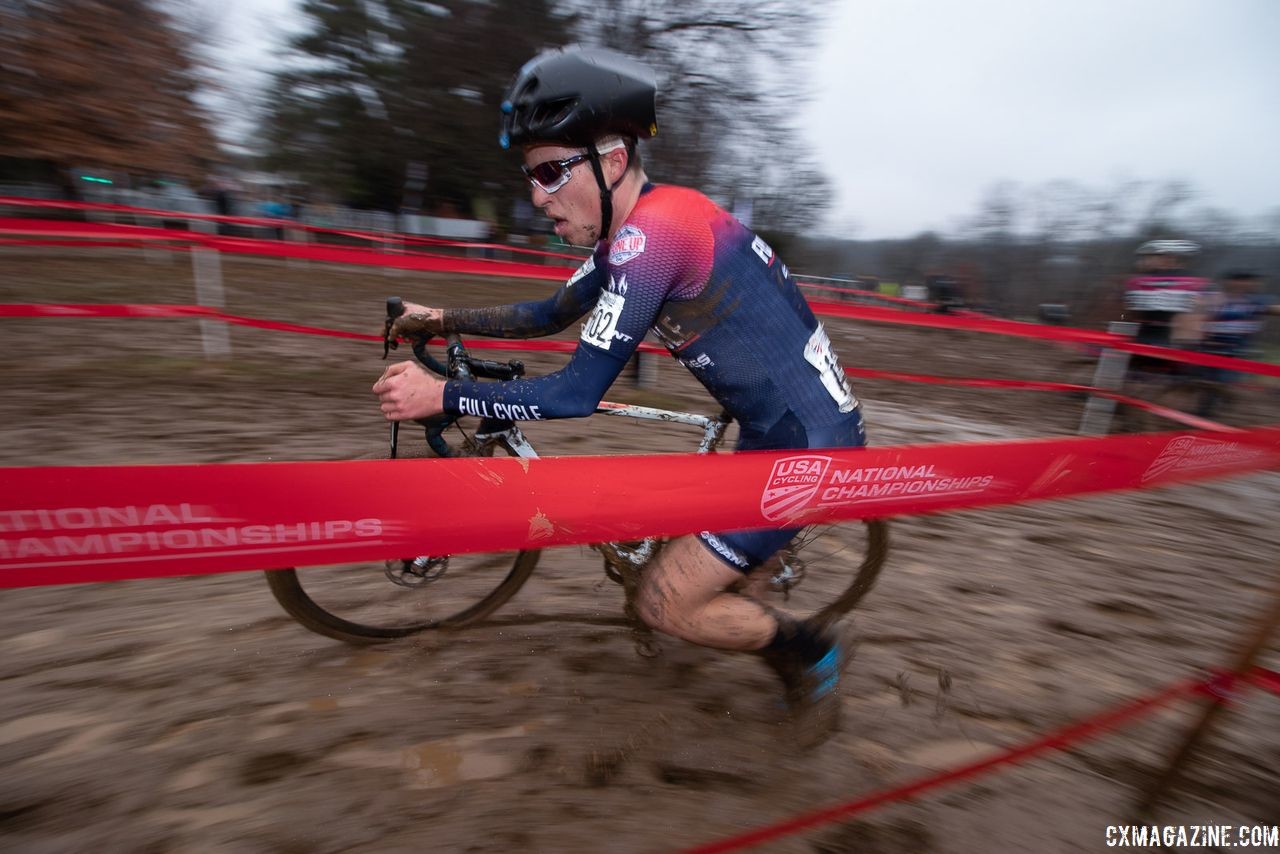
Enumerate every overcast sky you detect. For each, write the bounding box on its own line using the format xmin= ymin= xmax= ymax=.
xmin=207 ymin=0 xmax=1280 ymax=240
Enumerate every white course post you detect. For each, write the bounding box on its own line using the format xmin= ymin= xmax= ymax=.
xmin=382 ymin=223 xmax=404 ymax=277
xmin=141 ymin=214 xmax=172 ymax=265
xmin=1078 ymin=321 xmax=1138 ymax=435
xmin=286 ymin=224 xmax=310 ymax=271
xmin=191 ymin=219 xmax=231 ymax=359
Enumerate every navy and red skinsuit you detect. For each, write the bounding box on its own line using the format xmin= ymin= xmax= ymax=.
xmin=440 ymin=184 xmax=866 ymax=569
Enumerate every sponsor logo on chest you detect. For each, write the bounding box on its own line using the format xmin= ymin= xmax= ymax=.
xmin=609 ymin=225 xmax=647 ymax=265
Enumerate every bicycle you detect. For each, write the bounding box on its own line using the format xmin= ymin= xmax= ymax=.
xmin=264 ymin=298 xmax=890 ymax=651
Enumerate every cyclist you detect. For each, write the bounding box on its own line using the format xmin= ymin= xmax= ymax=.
xmin=372 ymin=46 xmax=866 ymax=744
xmin=1121 ymin=239 xmax=1213 ymax=357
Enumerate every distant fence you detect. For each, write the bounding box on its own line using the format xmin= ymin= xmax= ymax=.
xmin=3 ymin=185 xmax=492 ymax=240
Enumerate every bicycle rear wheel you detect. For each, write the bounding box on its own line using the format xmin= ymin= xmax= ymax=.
xmin=264 ymin=433 xmax=540 ymax=645
xmin=739 ymin=519 xmax=890 ymax=629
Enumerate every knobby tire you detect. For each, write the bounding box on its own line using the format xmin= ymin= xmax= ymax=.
xmin=809 ymin=519 xmax=891 ymax=627
xmin=264 ymin=433 xmax=539 ymax=645
xmin=264 ymin=551 xmax=541 ymax=645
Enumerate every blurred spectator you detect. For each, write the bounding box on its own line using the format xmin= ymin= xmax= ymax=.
xmin=259 ymin=196 xmax=293 ymax=220
xmin=471 ymin=195 xmax=498 ymax=257
xmin=926 ymin=275 xmax=964 ymax=313
xmin=1187 ymin=270 xmax=1277 ymax=417
xmin=1038 ymin=303 xmax=1071 ymax=325
xmin=1201 ymin=270 xmax=1278 ymax=358
xmin=200 ymin=173 xmax=240 ymax=234
xmin=510 ymin=197 xmax=535 ymax=241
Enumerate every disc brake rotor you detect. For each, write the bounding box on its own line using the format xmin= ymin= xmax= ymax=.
xmin=770 ymin=554 xmax=806 ymax=595
xmin=384 ymin=556 xmax=449 ymax=588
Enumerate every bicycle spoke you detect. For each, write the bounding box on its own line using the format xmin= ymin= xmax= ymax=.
xmin=742 ymin=521 xmax=888 ymax=624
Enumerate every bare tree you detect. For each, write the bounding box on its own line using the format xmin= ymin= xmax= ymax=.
xmin=257 ymin=0 xmax=833 ymax=232
xmin=258 ymin=0 xmax=572 ymax=213
xmin=0 ymin=0 xmax=219 ymax=183
xmin=1134 ymin=179 xmax=1195 ymax=238
xmin=558 ymin=0 xmax=834 ymax=234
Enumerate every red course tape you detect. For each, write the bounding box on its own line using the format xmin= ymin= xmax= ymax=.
xmin=680 ymin=668 xmax=1280 ymax=853
xmin=0 ymin=303 xmax=1257 ymax=428
xmin=0 ymin=196 xmax=588 ymax=261
xmin=4 ymin=211 xmax=1279 ymax=591
xmin=2 ymin=427 xmax=1278 ymax=588
xmin=809 ymin=300 xmax=1280 ymax=378
xmin=5 ymin=213 xmax=1279 ymax=378
xmin=0 ymin=216 xmax=579 ymax=281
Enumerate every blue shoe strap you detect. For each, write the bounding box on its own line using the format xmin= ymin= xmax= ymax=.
xmin=806 ymin=646 xmax=842 ymax=700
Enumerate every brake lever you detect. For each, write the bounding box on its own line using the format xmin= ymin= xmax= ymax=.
xmin=445 ymin=335 xmax=473 ymax=382
xmin=384 ymin=296 xmax=405 ymax=359
xmin=385 ymin=296 xmax=406 ymax=457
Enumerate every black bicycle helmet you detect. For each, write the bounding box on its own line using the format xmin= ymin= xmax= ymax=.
xmin=499 ymin=47 xmax=657 ymax=150
xmin=499 ymin=47 xmax=657 ymax=243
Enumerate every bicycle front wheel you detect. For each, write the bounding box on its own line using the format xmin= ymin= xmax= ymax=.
xmin=265 ymin=429 xmax=539 ymax=645
xmin=265 ymin=549 xmax=540 ymax=645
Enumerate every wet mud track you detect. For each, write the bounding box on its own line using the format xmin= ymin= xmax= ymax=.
xmin=2 ymin=252 xmax=1278 ymax=852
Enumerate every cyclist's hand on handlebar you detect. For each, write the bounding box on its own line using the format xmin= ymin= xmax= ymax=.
xmin=390 ymin=303 xmax=445 ymax=340
xmin=399 ymin=300 xmax=434 ymax=320
xmin=373 ymin=360 xmax=446 ymax=421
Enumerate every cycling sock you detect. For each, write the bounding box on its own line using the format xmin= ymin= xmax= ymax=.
xmin=761 ymin=614 xmax=831 ymax=667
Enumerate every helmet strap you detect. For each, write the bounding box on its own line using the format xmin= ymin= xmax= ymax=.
xmin=586 ymin=149 xmax=613 ymax=243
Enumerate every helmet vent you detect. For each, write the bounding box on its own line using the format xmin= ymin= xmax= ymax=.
xmin=529 ymin=96 xmax=579 ymax=131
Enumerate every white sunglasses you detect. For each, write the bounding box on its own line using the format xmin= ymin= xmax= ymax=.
xmin=520 ymin=139 xmax=628 ymax=194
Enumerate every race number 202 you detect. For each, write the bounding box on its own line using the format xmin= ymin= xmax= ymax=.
xmin=582 ymin=290 xmax=624 ymax=350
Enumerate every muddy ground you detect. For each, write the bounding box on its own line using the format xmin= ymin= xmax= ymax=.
xmin=1 ymin=249 xmax=1278 ymax=853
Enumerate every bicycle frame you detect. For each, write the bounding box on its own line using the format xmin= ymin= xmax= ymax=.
xmin=265 ymin=321 xmax=888 ymax=646
xmin=469 ymin=400 xmax=732 ymax=572
xmin=473 ymin=401 xmax=729 ymax=457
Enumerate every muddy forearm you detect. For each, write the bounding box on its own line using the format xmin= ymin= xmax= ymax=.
xmin=443 ymin=290 xmax=593 ymax=339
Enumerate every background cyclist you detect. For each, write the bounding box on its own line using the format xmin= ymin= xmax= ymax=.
xmin=372 ymin=47 xmax=866 ymax=744
xmin=1121 ymin=239 xmax=1213 ymax=357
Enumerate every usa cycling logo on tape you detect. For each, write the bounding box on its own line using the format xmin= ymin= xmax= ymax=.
xmin=1141 ymin=435 xmax=1271 ymax=483
xmin=760 ymin=459 xmax=998 ymax=522
xmin=761 ymin=455 xmax=832 ymax=521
